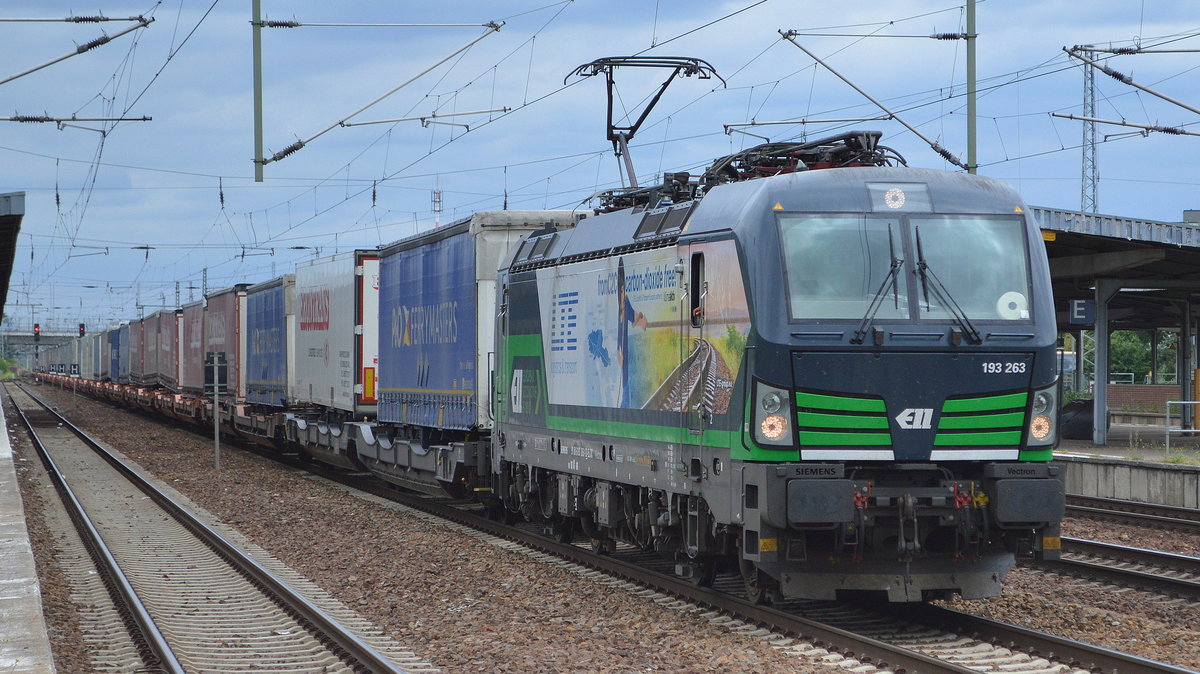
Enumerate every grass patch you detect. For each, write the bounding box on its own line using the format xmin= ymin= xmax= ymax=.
xmin=1161 ymin=450 xmax=1200 ymax=466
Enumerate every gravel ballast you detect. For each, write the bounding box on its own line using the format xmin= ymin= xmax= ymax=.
xmin=12 ymin=385 xmax=1200 ymax=672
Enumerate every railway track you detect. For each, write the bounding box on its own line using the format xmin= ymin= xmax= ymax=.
xmin=231 ymin=451 xmax=1197 ymax=673
xmin=1039 ymin=538 xmax=1200 ymax=599
xmin=19 ymin=383 xmax=1196 ymax=674
xmin=352 ymin=489 xmax=1197 ymax=673
xmin=7 ymin=383 xmax=433 ymax=674
xmin=1066 ymin=494 xmax=1200 ymax=534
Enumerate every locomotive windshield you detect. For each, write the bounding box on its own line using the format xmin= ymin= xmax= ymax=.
xmin=779 ymin=213 xmax=1031 ymax=323
xmin=780 ymin=214 xmax=908 ymax=320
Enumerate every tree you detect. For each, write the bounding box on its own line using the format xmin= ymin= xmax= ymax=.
xmin=1108 ymin=330 xmax=1150 ymax=382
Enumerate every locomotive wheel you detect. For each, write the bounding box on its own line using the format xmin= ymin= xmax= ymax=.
xmin=739 ymin=557 xmax=780 ymax=605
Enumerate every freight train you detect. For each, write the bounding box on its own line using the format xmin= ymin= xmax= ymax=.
xmin=34 ymin=130 xmax=1064 ymax=603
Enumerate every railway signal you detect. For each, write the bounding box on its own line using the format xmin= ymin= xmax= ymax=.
xmin=33 ymin=323 xmax=40 ymax=341
xmin=79 ymin=322 xmax=86 ymax=337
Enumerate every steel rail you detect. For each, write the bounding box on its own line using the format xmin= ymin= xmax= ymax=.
xmin=300 ymin=472 xmax=982 ymax=673
xmin=898 ymin=604 xmax=1197 ymax=674
xmin=1066 ymin=494 xmax=1200 ymax=533
xmin=1032 ymin=537 xmax=1200 ymax=598
xmin=15 ymin=383 xmax=409 ymax=674
xmin=8 ymin=388 xmax=186 ymax=674
xmin=331 ymin=467 xmax=1199 ymax=674
xmin=34 ymin=381 xmax=1193 ymax=673
xmin=1065 ymin=537 xmax=1200 ymax=575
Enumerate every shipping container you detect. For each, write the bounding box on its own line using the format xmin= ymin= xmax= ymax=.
xmin=292 ymin=250 xmax=378 ymax=416
xmin=148 ymin=309 xmax=181 ymax=390
xmin=128 ymin=318 xmax=146 ymax=385
xmin=244 ymin=274 xmax=294 ymax=407
xmin=111 ymin=324 xmax=129 ymax=384
xmin=377 ymin=211 xmax=578 ymax=429
xmin=79 ymin=334 xmax=93 ymax=380
xmin=179 ymin=300 xmax=205 ymax=393
xmin=205 ymin=286 xmax=248 ymax=402
xmin=141 ymin=314 xmax=162 ymax=387
xmin=90 ymin=332 xmax=107 ymax=380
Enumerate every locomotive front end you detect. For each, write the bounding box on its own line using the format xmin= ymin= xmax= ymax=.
xmin=729 ymin=167 xmax=1065 ymax=602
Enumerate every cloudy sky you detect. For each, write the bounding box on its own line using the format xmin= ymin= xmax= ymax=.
xmin=2 ymin=1 xmax=1197 ymax=333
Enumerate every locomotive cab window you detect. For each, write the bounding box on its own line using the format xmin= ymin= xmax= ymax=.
xmin=910 ymin=215 xmax=1031 ymax=321
xmin=778 ymin=213 xmax=1032 ymax=323
xmin=779 ymin=214 xmax=907 ymax=320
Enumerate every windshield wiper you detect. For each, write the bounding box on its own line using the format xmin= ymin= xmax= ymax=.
xmin=914 ymin=226 xmax=982 ymax=345
xmin=851 ymin=224 xmax=903 ymax=345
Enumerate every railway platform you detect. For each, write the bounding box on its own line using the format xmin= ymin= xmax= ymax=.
xmin=1057 ymin=422 xmax=1200 ymax=461
xmin=1056 ymin=423 xmax=1200 ymax=509
xmin=0 ymin=397 xmax=56 ymax=672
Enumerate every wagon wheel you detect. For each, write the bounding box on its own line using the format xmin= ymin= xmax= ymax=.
xmin=547 ymin=515 xmax=576 ymax=543
xmin=484 ymin=500 xmax=518 ymax=525
xmin=591 ymin=536 xmax=616 ymax=555
xmin=682 ymin=558 xmax=717 ymax=588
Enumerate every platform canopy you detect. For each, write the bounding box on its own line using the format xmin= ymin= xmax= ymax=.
xmin=1035 ymin=207 xmax=1200 ymax=330
xmin=0 ymin=193 xmax=24 ymax=321
xmin=1034 ymin=206 xmax=1200 ymax=444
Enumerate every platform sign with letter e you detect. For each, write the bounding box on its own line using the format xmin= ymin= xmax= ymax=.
xmin=1069 ymin=299 xmax=1094 ymax=326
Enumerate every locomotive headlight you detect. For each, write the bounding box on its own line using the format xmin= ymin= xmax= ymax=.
xmin=760 ymin=414 xmax=788 ymax=440
xmin=1030 ymin=415 xmax=1052 ymax=441
xmin=753 ymin=381 xmax=794 ymax=447
xmin=1032 ymin=390 xmax=1053 ymax=416
xmin=1027 ymin=384 xmax=1058 ymax=446
xmin=761 ymin=391 xmax=783 ymax=414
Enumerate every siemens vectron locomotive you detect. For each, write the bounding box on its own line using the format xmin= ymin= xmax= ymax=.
xmin=38 ymin=131 xmax=1063 ymax=603
xmin=490 ymin=131 xmax=1063 ymax=602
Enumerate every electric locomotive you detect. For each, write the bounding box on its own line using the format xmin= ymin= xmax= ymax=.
xmin=492 ymin=131 xmax=1064 ymax=602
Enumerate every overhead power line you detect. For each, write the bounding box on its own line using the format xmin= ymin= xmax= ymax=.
xmin=779 ymin=31 xmax=967 ymax=170
xmin=0 ymin=15 xmax=148 ymax=23
xmin=780 ymin=32 xmax=969 ymax=39
xmin=340 ymin=108 xmax=511 ymax=130
xmin=4 ymin=115 xmax=150 ymax=123
xmin=0 ymin=16 xmax=154 ymax=86
xmin=257 ymin=20 xmax=497 ymax=28
xmin=1051 ymin=113 xmax=1200 ymax=137
xmin=256 ymin=21 xmax=503 ymax=171
xmin=1065 ymin=46 xmax=1200 ymax=116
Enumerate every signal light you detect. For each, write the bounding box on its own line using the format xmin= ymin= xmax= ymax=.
xmin=79 ymin=322 xmax=86 ymax=337
xmin=33 ymin=323 xmax=40 ymax=342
